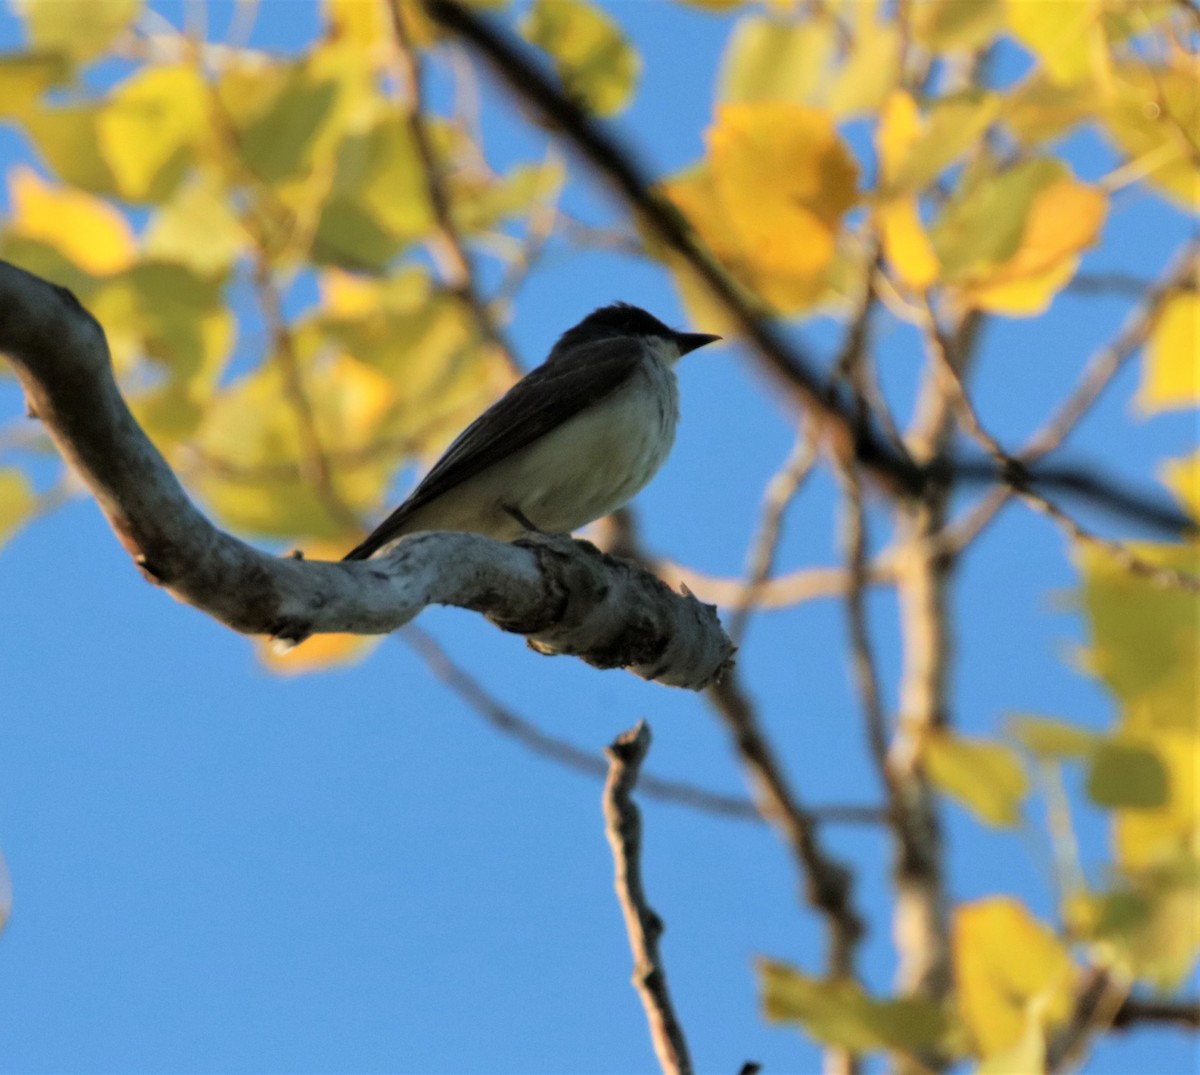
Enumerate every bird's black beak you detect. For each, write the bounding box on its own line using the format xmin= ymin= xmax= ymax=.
xmin=675 ymin=332 xmax=722 ymax=355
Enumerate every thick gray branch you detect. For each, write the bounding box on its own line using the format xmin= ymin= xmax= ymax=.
xmin=0 ymin=260 xmax=733 ymax=690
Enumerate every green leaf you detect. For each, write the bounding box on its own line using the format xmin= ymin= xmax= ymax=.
xmin=931 ymin=157 xmax=1061 ymax=279
xmin=1007 ymin=714 xmax=1097 ymax=758
xmin=311 ymin=115 xmax=432 ymax=268
xmin=1087 ymin=740 xmax=1169 ymax=809
xmin=759 ymin=959 xmax=950 ymax=1053
xmin=718 ymin=16 xmax=835 ymax=106
xmin=925 ymin=731 xmax=1029 ymax=827
xmin=521 ymin=0 xmax=640 ymax=116
xmin=13 ymin=0 xmax=141 ymax=62
xmin=22 ymin=103 xmax=121 ymax=196
xmin=1077 ymin=543 xmax=1199 ymax=732
xmin=0 ymin=468 xmax=37 ymax=549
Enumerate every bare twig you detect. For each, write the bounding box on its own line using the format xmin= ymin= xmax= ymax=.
xmin=604 ymin=722 xmax=693 ymax=1075
xmin=728 ymin=430 xmax=819 ymax=644
xmin=386 ymin=0 xmax=522 ymax=381
xmin=920 ymin=300 xmax=1200 ymax=593
xmin=402 ymin=624 xmax=885 ymax=826
xmin=1111 ymin=996 xmax=1200 ymax=1030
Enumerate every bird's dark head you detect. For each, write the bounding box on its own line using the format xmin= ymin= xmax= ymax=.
xmin=549 ymin=302 xmax=721 ymax=362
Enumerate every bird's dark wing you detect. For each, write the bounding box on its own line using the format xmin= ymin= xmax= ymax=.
xmin=342 ymin=337 xmax=643 ymax=559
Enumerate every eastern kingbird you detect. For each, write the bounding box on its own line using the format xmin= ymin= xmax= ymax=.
xmin=342 ymin=303 xmax=720 ymax=560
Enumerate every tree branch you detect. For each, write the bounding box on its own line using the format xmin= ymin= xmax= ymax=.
xmin=604 ymin=722 xmax=694 ymax=1075
xmin=0 ymin=259 xmax=732 ymax=690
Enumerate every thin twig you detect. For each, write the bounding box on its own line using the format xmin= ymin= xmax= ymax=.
xmin=729 ymin=431 xmax=819 ymax=645
xmin=401 ymin=623 xmax=884 ymax=826
xmin=919 ymin=298 xmax=1200 ymax=593
xmin=386 ymin=0 xmax=522 ymax=381
xmin=604 ymin=722 xmax=693 ymax=1075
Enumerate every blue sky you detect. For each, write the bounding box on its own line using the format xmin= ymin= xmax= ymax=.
xmin=0 ymin=2 xmax=1196 ymax=1073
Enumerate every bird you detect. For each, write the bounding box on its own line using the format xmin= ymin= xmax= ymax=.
xmin=342 ymin=303 xmax=720 ymax=561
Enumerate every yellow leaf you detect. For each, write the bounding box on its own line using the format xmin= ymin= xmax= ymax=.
xmin=1161 ymin=451 xmax=1200 ymax=522
xmin=13 ymin=0 xmax=141 ymax=61
xmin=20 ymin=102 xmax=120 ymax=196
xmin=1103 ymin=61 xmax=1200 ymax=209
xmin=708 ymin=101 xmax=858 ymax=279
xmin=914 ymin=0 xmax=1003 ymax=51
xmin=8 ymin=166 xmax=135 ymax=276
xmin=877 ymin=197 xmax=939 ymax=290
xmin=961 ymin=174 xmax=1107 ymax=315
xmin=1005 ymin=0 xmax=1104 ymax=86
xmin=954 ymin=897 xmax=1077 ymax=1057
xmin=925 ymin=731 xmax=1029 ymax=827
xmin=876 ymin=91 xmax=922 ymax=185
xmin=719 ymin=16 xmax=835 ymax=106
xmin=521 ymin=0 xmax=640 ymax=116
xmin=98 ymin=64 xmax=207 ymax=203
xmin=1139 ymin=292 xmax=1199 ymax=414
xmin=0 ymin=467 xmax=37 ymax=549
xmin=1007 ymin=713 xmax=1097 ymax=758
xmin=826 ymin=6 xmax=899 ymax=119
xmin=142 ymin=177 xmax=247 ymax=276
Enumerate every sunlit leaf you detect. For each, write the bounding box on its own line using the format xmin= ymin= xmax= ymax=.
xmin=934 ymin=158 xmax=1106 ymax=315
xmin=0 ymin=468 xmax=37 ymax=549
xmin=1103 ymin=62 xmax=1200 ymax=209
xmin=679 ymin=0 xmax=744 ymax=9
xmin=0 ymin=50 xmax=69 ymax=118
xmin=1087 ymin=739 xmax=1169 ymax=809
xmin=759 ymin=960 xmax=951 ymax=1052
xmin=710 ymin=101 xmax=857 ymax=292
xmin=521 ymin=0 xmax=640 ymax=116
xmin=142 ymin=176 xmax=247 ymax=276
xmin=1139 ymin=291 xmax=1199 ymax=414
xmin=1004 ymin=0 xmax=1105 ymax=86
xmin=193 ymin=357 xmax=395 ymax=540
xmin=13 ymin=0 xmax=141 ymax=62
xmin=20 ymin=104 xmax=121 ymax=199
xmin=258 ymin=631 xmax=383 ymax=676
xmin=449 ymin=157 xmax=565 ymax=235
xmin=925 ymin=731 xmax=1029 ymax=827
xmin=1077 ymin=542 xmax=1199 ymax=733
xmin=1091 ymin=865 xmax=1200 ymax=990
xmin=1007 ymin=713 xmax=1098 ymax=759
xmin=719 ymin=16 xmax=835 ymax=105
xmin=826 ymin=7 xmax=898 ymax=119
xmin=882 ymin=90 xmax=1002 ymax=196
xmin=1161 ymin=452 xmax=1200 ymax=523
xmin=311 ymin=115 xmax=432 ymax=269
xmin=97 ymin=64 xmax=207 ymax=203
xmin=954 ymin=897 xmax=1077 ymax=1057
xmin=877 ymin=198 xmax=939 ymax=290
xmin=1113 ymin=730 xmax=1199 ymax=872
xmin=322 ymin=0 xmax=437 ymax=59
xmin=1005 ymin=74 xmax=1096 ymax=146
xmin=7 ymin=166 xmax=135 ymax=276
xmin=913 ymin=0 xmax=1003 ymax=51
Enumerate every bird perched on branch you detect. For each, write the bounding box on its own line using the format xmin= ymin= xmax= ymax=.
xmin=343 ymin=303 xmax=720 ymax=561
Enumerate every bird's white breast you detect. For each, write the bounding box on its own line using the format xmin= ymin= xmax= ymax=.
xmin=499 ymin=347 xmax=680 ymax=533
